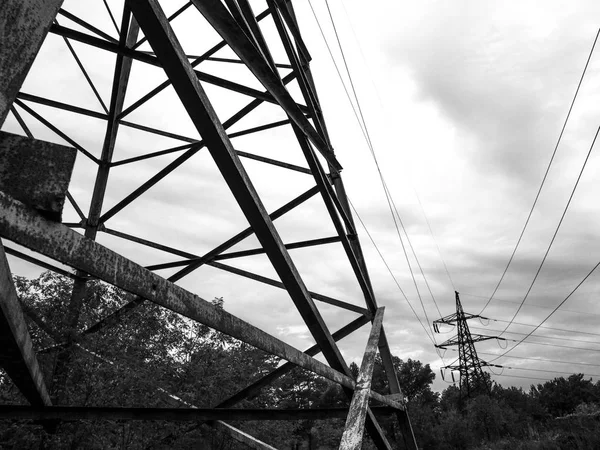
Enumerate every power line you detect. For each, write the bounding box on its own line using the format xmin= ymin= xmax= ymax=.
xmin=498 ymin=124 xmax=600 ymax=335
xmin=470 ymin=326 xmax=600 ymax=346
xmin=475 ymin=350 xmax=600 ymax=369
xmin=480 ymin=28 xmax=600 ymax=315
xmin=464 ymin=292 xmax=600 ymax=318
xmin=335 ymin=0 xmax=456 ymax=294
xmin=489 ymin=259 xmax=600 ymax=362
xmin=309 ymin=0 xmax=439 ymax=345
xmin=318 ymin=0 xmax=443 ymax=332
xmin=490 ymin=318 xmax=600 ymax=338
xmin=349 ymin=201 xmax=436 ymax=346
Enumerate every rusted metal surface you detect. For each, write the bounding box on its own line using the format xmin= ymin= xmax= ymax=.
xmin=0 ymin=405 xmax=396 ymax=421
xmin=0 ymin=191 xmax=406 ymax=411
xmin=0 ymin=191 xmax=351 ymax=387
xmin=0 ymin=241 xmax=51 ymax=406
xmin=0 ymin=0 xmax=420 ymax=445
xmin=340 ymin=307 xmax=385 ymax=449
xmin=0 ymin=132 xmax=76 ymax=222
xmin=0 ymin=0 xmax=64 ymax=124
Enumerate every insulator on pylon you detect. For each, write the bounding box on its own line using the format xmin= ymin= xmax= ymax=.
xmin=440 ymin=368 xmax=445 ymax=381
xmin=451 ymin=371 xmax=455 ymax=383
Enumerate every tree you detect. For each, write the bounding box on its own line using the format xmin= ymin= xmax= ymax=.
xmin=531 ymin=374 xmax=599 ymax=417
xmin=1 ymin=271 xmax=278 ymax=449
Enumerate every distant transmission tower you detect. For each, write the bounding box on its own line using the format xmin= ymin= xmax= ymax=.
xmin=434 ymin=292 xmax=503 ymax=400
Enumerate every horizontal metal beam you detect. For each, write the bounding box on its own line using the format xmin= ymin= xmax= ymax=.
xmin=216 ymin=315 xmax=370 ymax=409
xmin=0 ymin=192 xmax=403 ymax=410
xmin=213 ymin=236 xmax=340 ymax=260
xmin=0 ymin=191 xmax=354 ymax=388
xmin=235 ymin=149 xmax=311 ymax=174
xmin=208 ymin=261 xmax=370 ymax=316
xmin=17 ymin=92 xmax=108 ymax=120
xmin=0 ymin=405 xmax=396 ymax=421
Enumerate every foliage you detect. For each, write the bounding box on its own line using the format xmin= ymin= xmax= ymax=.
xmin=1 ymin=272 xmax=600 ymax=448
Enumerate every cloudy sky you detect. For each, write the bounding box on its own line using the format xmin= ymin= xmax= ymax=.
xmin=4 ymin=0 xmax=600 ymax=394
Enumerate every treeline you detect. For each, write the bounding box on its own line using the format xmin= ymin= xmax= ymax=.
xmin=0 ymin=272 xmax=599 ymax=449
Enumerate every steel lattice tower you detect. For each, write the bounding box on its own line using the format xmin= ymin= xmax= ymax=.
xmin=434 ymin=292 xmax=502 ymax=401
xmin=0 ymin=0 xmax=418 ymax=448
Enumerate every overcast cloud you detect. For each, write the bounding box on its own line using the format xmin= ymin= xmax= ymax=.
xmin=3 ymin=0 xmax=600 ymax=394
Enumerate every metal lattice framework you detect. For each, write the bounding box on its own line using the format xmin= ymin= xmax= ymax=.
xmin=0 ymin=1 xmax=418 ymax=448
xmin=434 ymin=292 xmax=502 ymax=401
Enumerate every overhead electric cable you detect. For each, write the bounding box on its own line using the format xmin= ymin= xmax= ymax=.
xmin=490 ymin=259 xmax=600 ymax=362
xmin=498 ymin=124 xmax=600 ymax=335
xmin=348 ymin=200 xmax=436 ymax=347
xmin=464 ymin=292 xmax=600 ymax=318
xmin=317 ymin=0 xmax=443 ymax=334
xmin=336 ymin=0 xmax=456 ymax=292
xmin=469 ymin=326 xmax=600 ymax=346
xmin=480 ymin=29 xmax=600 ymax=315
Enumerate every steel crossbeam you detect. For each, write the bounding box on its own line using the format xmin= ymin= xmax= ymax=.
xmin=0 ymin=0 xmax=419 ymax=447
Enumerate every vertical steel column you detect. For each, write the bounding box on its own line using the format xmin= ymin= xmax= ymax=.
xmin=51 ymin=10 xmax=140 ymax=403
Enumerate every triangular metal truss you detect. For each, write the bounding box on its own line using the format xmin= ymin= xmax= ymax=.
xmin=0 ymin=1 xmax=418 ymax=448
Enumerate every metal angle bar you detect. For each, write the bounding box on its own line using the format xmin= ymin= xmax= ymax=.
xmin=207 ymin=56 xmax=292 ymax=69
xmin=0 ymin=241 xmax=51 ymax=406
xmin=17 ymin=92 xmax=108 ymax=120
xmin=103 ymin=227 xmax=197 ymax=259
xmin=235 ymin=149 xmax=311 ymax=174
xmin=190 ymin=0 xmax=342 ymax=172
xmin=65 ymin=191 xmax=86 ymax=221
xmin=9 ymin=106 xmax=34 ymax=138
xmin=228 ymin=119 xmax=291 ymax=139
xmin=340 ymin=307 xmax=385 ymax=449
xmin=215 ymin=421 xmax=278 ymax=450
xmin=236 ymin=0 xmax=278 ymax=72
xmin=57 ymin=8 xmax=119 ymax=43
xmin=102 ymin=0 xmax=120 ymax=34
xmin=111 ymin=142 xmax=195 ymax=167
xmin=13 ymin=100 xmax=98 ymax=163
xmin=57 ymin=20 xmax=109 ymax=113
xmin=118 ymin=119 xmax=197 ymax=143
xmin=3 ymin=245 xmax=78 ymax=280
xmin=123 ymin=4 xmax=275 ymax=119
xmin=213 ymin=236 xmax=341 ymax=260
xmin=78 ymin=186 xmax=321 ymax=339
xmin=216 ymin=315 xmax=370 ymax=409
xmin=166 ymin=185 xmax=320 ymax=276
xmin=273 ymin=0 xmax=311 ymax=64
xmin=98 ymin=72 xmax=299 ymax=226
xmin=268 ymin=1 xmax=329 ymax=151
xmin=207 ymin=261 xmax=370 ymax=316
xmin=133 ymin=1 xmax=192 ymax=49
xmin=0 ymin=191 xmax=354 ymax=390
xmin=0 ymin=405 xmax=396 ymax=421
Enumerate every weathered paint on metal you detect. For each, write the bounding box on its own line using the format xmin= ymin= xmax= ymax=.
xmin=0 ymin=132 xmax=76 ymax=222
xmin=0 ymin=240 xmax=51 ymax=406
xmin=340 ymin=308 xmax=385 ymax=450
xmin=0 ymin=191 xmax=352 ymax=388
xmin=0 ymin=0 xmax=64 ymax=124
